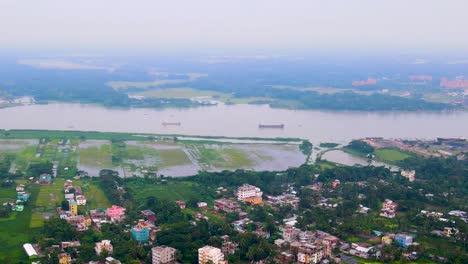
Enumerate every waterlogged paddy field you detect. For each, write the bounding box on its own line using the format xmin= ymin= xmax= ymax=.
xmin=0 ymin=137 xmax=307 ymax=177
xmin=80 ymin=140 xmax=306 ymax=177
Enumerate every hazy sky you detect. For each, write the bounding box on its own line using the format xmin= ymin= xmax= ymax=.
xmin=1 ymin=0 xmax=467 ymax=53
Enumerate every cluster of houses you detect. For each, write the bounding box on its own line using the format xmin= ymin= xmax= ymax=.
xmin=11 ymin=184 xmax=29 ymax=212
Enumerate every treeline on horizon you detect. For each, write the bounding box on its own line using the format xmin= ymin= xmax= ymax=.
xmin=0 ymin=60 xmax=459 ymax=111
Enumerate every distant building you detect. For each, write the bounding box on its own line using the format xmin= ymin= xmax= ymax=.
xmin=61 ymin=241 xmax=81 ymax=250
xmin=141 ymin=210 xmax=156 ymax=224
xmin=152 ymin=246 xmax=177 ymax=264
xmin=197 ymin=202 xmax=208 ymax=208
xmin=23 ymin=243 xmax=38 ymax=259
xmin=380 ymin=199 xmax=397 ymax=218
xmin=401 ymin=170 xmax=416 ymax=182
xmin=95 ymin=240 xmax=113 ymax=255
xmin=297 ymin=243 xmax=330 ymax=264
xmin=76 ymin=195 xmax=87 ymax=205
xmin=106 ymin=205 xmax=126 ymax=222
xmin=175 ymin=200 xmax=186 ymax=209
xmin=236 ymin=184 xmax=263 ymax=204
xmin=395 ymin=234 xmax=413 ymax=248
xmin=38 ymin=174 xmax=53 ymax=185
xmin=214 ymin=198 xmax=241 ymax=213
xmin=332 ymin=179 xmax=341 ymax=188
xmin=352 ymin=78 xmax=377 ymax=86
xmin=69 ymin=200 xmax=78 ymax=215
xmin=58 ymin=253 xmax=72 ymax=264
xmin=131 ymin=219 xmax=152 ymax=242
xmin=198 ymin=245 xmax=224 ymax=264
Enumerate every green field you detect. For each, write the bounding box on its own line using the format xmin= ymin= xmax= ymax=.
xmin=83 ymin=182 xmax=111 ymax=209
xmin=127 ymin=181 xmax=213 ymax=204
xmin=158 ymin=149 xmax=192 ymax=167
xmin=374 ymin=148 xmax=412 ymax=162
xmin=79 ymin=143 xmax=113 ymax=168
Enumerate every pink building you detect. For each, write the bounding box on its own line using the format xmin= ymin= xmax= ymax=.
xmin=352 ymin=78 xmax=377 ymax=86
xmin=106 ymin=205 xmax=126 ymax=222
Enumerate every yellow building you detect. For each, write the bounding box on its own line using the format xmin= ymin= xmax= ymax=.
xmin=69 ymin=200 xmax=78 ymax=215
xmin=243 ymin=196 xmax=262 ymax=205
xmin=58 ymin=253 xmax=72 ymax=264
xmin=382 ymin=236 xmax=392 ymax=245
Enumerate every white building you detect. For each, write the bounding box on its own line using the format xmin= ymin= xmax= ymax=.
xmin=236 ymin=184 xmax=262 ymax=201
xmin=76 ymin=195 xmax=87 ymax=205
xmin=152 ymin=246 xmax=177 ymax=264
xmin=198 ymin=245 xmax=224 ymax=264
xmin=23 ymin=243 xmax=38 ymax=258
xmin=95 ymin=240 xmax=113 ymax=255
xmin=401 ymin=170 xmax=416 ymax=182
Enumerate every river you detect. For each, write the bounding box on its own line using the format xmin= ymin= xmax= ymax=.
xmin=0 ymin=103 xmax=467 ymax=145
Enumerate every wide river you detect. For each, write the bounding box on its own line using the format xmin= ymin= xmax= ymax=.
xmin=0 ymin=103 xmax=467 ymax=144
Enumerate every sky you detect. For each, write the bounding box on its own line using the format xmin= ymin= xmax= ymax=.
xmin=1 ymin=0 xmax=468 ymax=53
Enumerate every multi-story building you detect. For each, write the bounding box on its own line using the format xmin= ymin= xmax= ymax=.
xmin=106 ymin=205 xmax=126 ymax=222
xmin=198 ymin=245 xmax=224 ymax=264
xmin=380 ymin=199 xmax=397 ymax=218
xmin=152 ymin=246 xmax=177 ymax=264
xmin=297 ymin=243 xmax=330 ymax=264
xmin=394 ymin=234 xmax=413 ymax=248
xmin=214 ymin=198 xmax=241 ymax=213
xmin=95 ymin=240 xmax=113 ymax=255
xmin=141 ymin=210 xmax=156 ymax=224
xmin=236 ymin=184 xmax=263 ymax=204
xmin=69 ymin=200 xmax=78 ymax=215
xmin=401 ymin=170 xmax=416 ymax=182
xmin=76 ymin=195 xmax=87 ymax=205
xmin=58 ymin=253 xmax=72 ymax=264
xmin=131 ymin=219 xmax=152 ymax=242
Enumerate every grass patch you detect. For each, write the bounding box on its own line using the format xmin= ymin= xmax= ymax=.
xmin=158 ymin=149 xmax=191 ymax=168
xmin=374 ymin=148 xmax=412 ymax=162
xmin=79 ymin=144 xmax=112 ymax=168
xmin=127 ymin=181 xmax=213 ymax=203
xmin=83 ymin=182 xmax=111 ymax=209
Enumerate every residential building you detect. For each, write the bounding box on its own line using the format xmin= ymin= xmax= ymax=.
xmin=69 ymin=200 xmax=78 ymax=215
xmin=175 ymin=200 xmax=186 ymax=209
xmin=141 ymin=209 xmax=156 ymax=224
xmin=214 ymin=198 xmax=241 ymax=213
xmin=17 ymin=192 xmax=30 ymax=201
xmin=198 ymin=245 xmax=224 ymax=264
xmin=132 ymin=219 xmax=152 ymax=242
xmin=23 ymin=243 xmax=38 ymax=259
xmin=332 ymin=179 xmax=341 ymax=188
xmin=236 ymin=184 xmax=263 ymax=204
xmin=106 ymin=205 xmax=126 ymax=222
xmin=394 ymin=234 xmax=413 ymax=248
xmin=401 ymin=170 xmax=416 ymax=182
xmin=105 ymin=257 xmax=122 ymax=264
xmin=197 ymin=202 xmax=208 ymax=208
xmin=61 ymin=241 xmax=81 ymax=250
xmin=152 ymin=246 xmax=177 ymax=264
xmin=38 ymin=174 xmax=52 ymax=185
xmin=76 ymin=195 xmax=86 ymax=205
xmin=221 ymin=241 xmax=238 ymax=255
xmin=95 ymin=240 xmax=113 ymax=255
xmin=297 ymin=243 xmax=330 ymax=264
xmin=58 ymin=253 xmax=72 ymax=264
xmin=380 ymin=199 xmax=397 ymax=218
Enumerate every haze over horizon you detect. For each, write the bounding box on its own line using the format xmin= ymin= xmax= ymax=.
xmin=1 ymin=0 xmax=468 ymax=54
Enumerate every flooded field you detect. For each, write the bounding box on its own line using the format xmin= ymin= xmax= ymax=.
xmin=0 ymin=139 xmax=38 ymax=151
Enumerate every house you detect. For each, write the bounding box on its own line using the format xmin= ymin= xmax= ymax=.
xmin=23 ymin=243 xmax=38 ymax=259
xmin=175 ymin=200 xmax=186 ymax=209
xmin=38 ymin=174 xmax=52 ymax=185
xmin=17 ymin=192 xmax=30 ymax=201
xmin=131 ymin=219 xmax=152 ymax=242
xmin=395 ymin=234 xmax=413 ymax=248
xmin=69 ymin=200 xmax=78 ymax=215
xmin=64 ymin=193 xmax=75 ymax=200
xmin=357 ymin=204 xmax=370 ymax=214
xmin=61 ymin=241 xmax=81 ymax=250
xmin=214 ymin=198 xmax=241 ymax=213
xmin=58 ymin=253 xmax=72 ymax=264
xmin=95 ymin=240 xmax=113 ymax=255
xmin=141 ymin=209 xmax=156 ymax=224
xmin=152 ymin=246 xmax=177 ymax=264
xmin=380 ymin=199 xmax=397 ymax=218
xmin=237 ymin=184 xmax=263 ymax=204
xmin=198 ymin=245 xmax=225 ymax=264
xmin=401 ymin=170 xmax=416 ymax=182
xmin=222 ymin=241 xmax=238 ymax=255
xmin=16 ymin=185 xmax=25 ymax=192
xmin=76 ymin=195 xmax=86 ymax=205
xmin=106 ymin=205 xmax=126 ymax=222
xmin=381 ymin=236 xmax=392 ymax=245
xmin=197 ymin=202 xmax=208 ymax=208
xmin=297 ymin=243 xmax=330 ymax=264
xmin=442 ymin=227 xmax=459 ymax=237
xmin=332 ymin=179 xmax=341 ymax=188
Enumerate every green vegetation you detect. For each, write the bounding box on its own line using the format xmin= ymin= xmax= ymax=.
xmin=319 ymin=142 xmax=340 ymax=148
xmin=79 ymin=143 xmax=113 ymax=168
xmin=158 ymin=149 xmax=191 ymax=167
xmin=374 ymin=148 xmax=412 ymax=162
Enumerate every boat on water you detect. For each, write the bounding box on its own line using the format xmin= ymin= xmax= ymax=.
xmin=162 ymin=122 xmax=181 ymax=126
xmin=258 ymin=124 xmax=284 ymax=129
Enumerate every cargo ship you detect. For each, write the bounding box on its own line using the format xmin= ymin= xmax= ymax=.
xmin=162 ymin=122 xmax=181 ymax=126
xmin=258 ymin=124 xmax=284 ymax=129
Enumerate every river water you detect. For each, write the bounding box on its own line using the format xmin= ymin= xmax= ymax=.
xmin=0 ymin=103 xmax=467 ymax=145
